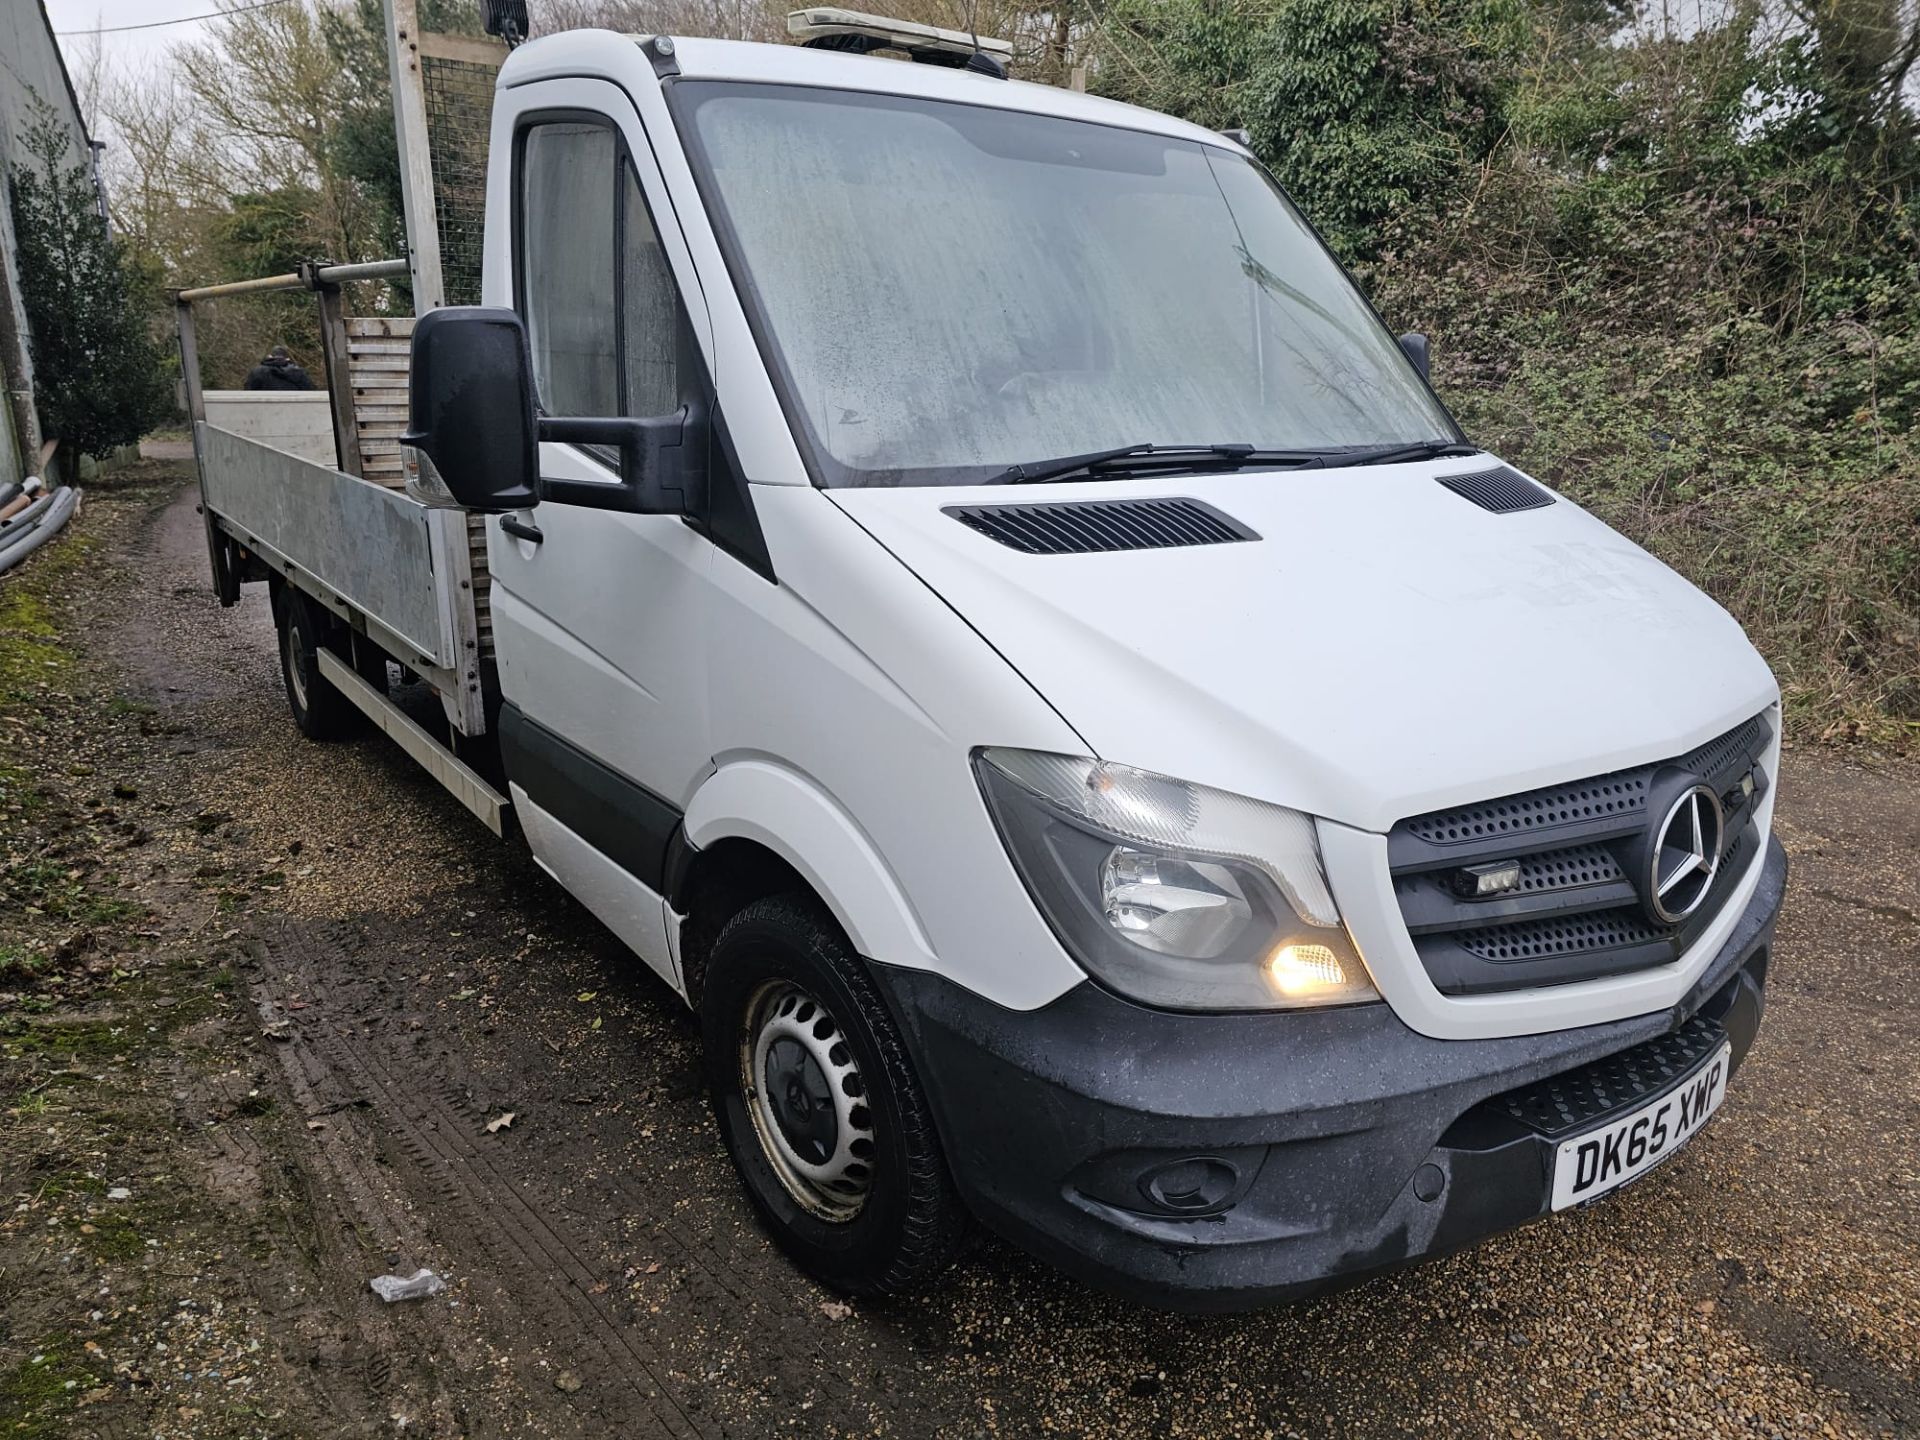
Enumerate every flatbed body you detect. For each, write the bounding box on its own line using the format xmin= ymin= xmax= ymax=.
xmin=177 ymin=260 xmax=506 ymax=834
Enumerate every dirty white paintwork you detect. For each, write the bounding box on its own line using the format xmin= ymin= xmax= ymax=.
xmin=464 ymin=30 xmax=1779 ymax=1033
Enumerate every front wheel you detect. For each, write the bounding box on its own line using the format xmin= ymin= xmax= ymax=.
xmin=701 ymin=895 xmax=967 ymax=1296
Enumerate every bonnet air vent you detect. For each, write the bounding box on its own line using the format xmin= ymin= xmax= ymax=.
xmin=1438 ymin=466 xmax=1555 ymax=514
xmin=943 ymin=498 xmax=1258 ymax=555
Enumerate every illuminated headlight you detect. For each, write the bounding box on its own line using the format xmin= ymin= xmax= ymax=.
xmin=975 ymin=749 xmax=1379 ymax=1011
xmin=1101 ymin=848 xmax=1252 ymax=957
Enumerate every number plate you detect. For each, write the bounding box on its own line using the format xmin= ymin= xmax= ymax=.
xmin=1550 ymin=1042 xmax=1731 ymax=1211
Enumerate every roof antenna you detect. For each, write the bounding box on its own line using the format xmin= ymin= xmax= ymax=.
xmin=961 ymin=0 xmax=1002 ymax=76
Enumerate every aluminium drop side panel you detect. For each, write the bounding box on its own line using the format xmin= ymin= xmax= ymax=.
xmin=197 ymin=423 xmax=458 ymax=673
xmin=202 ymin=392 xmax=337 ymax=466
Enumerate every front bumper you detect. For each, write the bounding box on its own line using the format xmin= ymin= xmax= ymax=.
xmin=871 ymin=835 xmax=1786 ymax=1312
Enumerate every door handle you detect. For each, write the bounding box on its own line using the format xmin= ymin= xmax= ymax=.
xmin=500 ymin=514 xmax=543 ymax=544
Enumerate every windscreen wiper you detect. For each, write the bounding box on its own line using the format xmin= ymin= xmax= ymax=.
xmin=991 ymin=443 xmax=1327 ymax=486
xmin=1331 ymin=441 xmax=1482 ymax=467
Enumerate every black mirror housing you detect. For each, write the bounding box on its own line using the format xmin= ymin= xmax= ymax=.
xmin=540 ymin=404 xmax=707 ymax=517
xmin=403 ymin=306 xmax=539 ymax=512
xmin=1399 ymin=331 xmax=1431 ymax=381
xmin=405 ymin=306 xmax=706 ymax=519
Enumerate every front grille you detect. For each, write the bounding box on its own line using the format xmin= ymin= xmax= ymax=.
xmin=1510 ymin=844 xmax=1626 ymax=894
xmin=1460 ymin=911 xmax=1668 ymax=963
xmin=1400 ymin=775 xmax=1648 ymax=846
xmin=1390 ymin=714 xmax=1772 ymax=995
xmin=1487 ymin=1015 xmax=1727 ymax=1139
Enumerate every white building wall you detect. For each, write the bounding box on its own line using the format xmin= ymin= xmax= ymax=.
xmin=0 ymin=0 xmax=95 ymax=488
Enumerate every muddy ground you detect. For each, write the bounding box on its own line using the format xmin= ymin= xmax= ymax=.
xmin=0 ymin=457 xmax=1915 ymax=1439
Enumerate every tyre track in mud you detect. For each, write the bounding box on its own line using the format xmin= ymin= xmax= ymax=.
xmin=108 ymin=475 xmax=995 ymax=1438
xmin=168 ymin=940 xmax=505 ymax=1437
xmin=253 ymin=919 xmax=720 ymax=1438
xmin=248 ymin=914 xmax=977 ymax=1437
xmin=240 ymin=966 xmax=472 ymax=1434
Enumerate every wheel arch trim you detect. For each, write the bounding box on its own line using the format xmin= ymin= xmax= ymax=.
xmin=679 ymin=759 xmax=939 ymax=971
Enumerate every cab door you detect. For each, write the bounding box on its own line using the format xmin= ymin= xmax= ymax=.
xmin=484 ymin=77 xmax=713 ymax=983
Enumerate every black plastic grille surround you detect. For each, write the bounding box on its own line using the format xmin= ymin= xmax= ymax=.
xmin=1460 ymin=910 xmax=1668 ymax=963
xmin=1390 ymin=714 xmax=1773 ymax=995
xmin=1401 ymin=775 xmax=1648 ymax=846
xmin=944 ymin=498 xmax=1257 ymax=555
xmin=1437 ymin=465 xmax=1555 ymax=514
xmin=1394 ymin=712 xmax=1770 ymax=866
xmin=1487 ymin=1015 xmax=1727 ymax=1139
xmin=1510 ymin=844 xmax=1626 ymax=894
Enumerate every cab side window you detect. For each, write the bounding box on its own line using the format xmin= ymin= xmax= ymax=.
xmin=519 ymin=117 xmax=683 ymax=424
xmin=621 ymin=167 xmax=679 ymax=417
xmin=520 ymin=122 xmax=617 ymax=417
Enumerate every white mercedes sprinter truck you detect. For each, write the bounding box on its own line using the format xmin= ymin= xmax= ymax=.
xmin=229 ymin=21 xmax=1787 ymax=1310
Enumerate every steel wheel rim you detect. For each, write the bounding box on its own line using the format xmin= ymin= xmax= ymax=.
xmin=286 ymin=621 xmax=310 ymax=710
xmin=739 ymin=979 xmax=874 ymax=1222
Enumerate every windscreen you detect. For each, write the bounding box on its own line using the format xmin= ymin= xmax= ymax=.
xmin=677 ymin=83 xmax=1458 ymax=487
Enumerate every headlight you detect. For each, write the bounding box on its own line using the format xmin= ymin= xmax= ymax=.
xmin=975 ymin=749 xmax=1379 ymax=1011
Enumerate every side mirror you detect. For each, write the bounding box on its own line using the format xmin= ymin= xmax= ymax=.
xmin=404 ymin=306 xmax=539 ymax=512
xmin=1398 ymin=332 xmax=1431 ymax=382
xmin=405 ymin=306 xmax=707 ymax=517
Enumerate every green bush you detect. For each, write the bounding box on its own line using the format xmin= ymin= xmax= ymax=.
xmin=8 ymin=100 xmax=172 ymax=463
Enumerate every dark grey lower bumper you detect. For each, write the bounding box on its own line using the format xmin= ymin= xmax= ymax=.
xmin=871 ymin=837 xmax=1787 ymax=1312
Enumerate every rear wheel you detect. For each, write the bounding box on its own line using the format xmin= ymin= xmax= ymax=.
xmin=701 ymin=894 xmax=967 ymax=1296
xmin=271 ymin=584 xmax=360 ymax=741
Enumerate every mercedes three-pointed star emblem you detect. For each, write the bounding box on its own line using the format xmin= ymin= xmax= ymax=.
xmin=1647 ymin=783 xmax=1725 ymax=924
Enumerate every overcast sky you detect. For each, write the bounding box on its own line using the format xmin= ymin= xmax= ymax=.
xmin=48 ymin=0 xmax=265 ymax=142
xmin=48 ymin=0 xmax=241 ymax=75
xmin=47 ymin=0 xmax=278 ymax=148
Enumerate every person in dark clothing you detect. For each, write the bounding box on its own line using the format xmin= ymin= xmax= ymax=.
xmin=243 ymin=346 xmax=317 ymax=391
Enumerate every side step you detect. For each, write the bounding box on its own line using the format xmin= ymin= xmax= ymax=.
xmin=316 ymin=649 xmax=510 ymax=837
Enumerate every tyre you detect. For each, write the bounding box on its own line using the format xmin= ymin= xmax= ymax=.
xmin=702 ymin=894 xmax=967 ymax=1296
xmin=271 ymin=584 xmax=361 ymax=741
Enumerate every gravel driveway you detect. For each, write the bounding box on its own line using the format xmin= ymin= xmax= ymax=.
xmin=1 ymin=464 xmax=1914 ymax=1438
